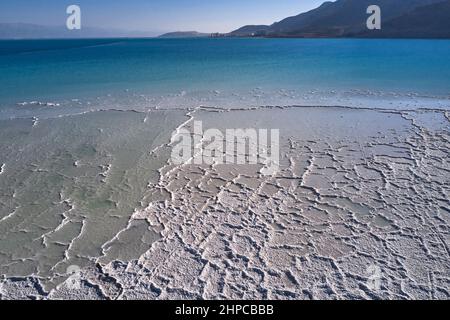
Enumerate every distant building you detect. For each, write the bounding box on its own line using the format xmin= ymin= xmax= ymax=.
xmin=210 ymin=33 xmax=226 ymax=38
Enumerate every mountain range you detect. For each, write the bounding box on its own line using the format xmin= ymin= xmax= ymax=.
xmin=2 ymin=0 xmax=449 ymax=40
xmin=0 ymin=23 xmax=158 ymax=39
xmin=229 ymin=0 xmax=450 ymax=38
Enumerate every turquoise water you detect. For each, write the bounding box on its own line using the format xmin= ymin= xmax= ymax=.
xmin=0 ymin=38 xmax=450 ymax=111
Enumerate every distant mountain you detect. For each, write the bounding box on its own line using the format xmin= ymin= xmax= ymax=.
xmin=0 ymin=23 xmax=157 ymax=39
xmin=158 ymin=31 xmax=210 ymax=38
xmin=356 ymin=0 xmax=450 ymax=38
xmin=229 ymin=0 xmax=449 ymax=38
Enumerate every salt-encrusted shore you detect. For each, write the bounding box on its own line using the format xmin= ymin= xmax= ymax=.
xmin=0 ymin=106 xmax=449 ymax=300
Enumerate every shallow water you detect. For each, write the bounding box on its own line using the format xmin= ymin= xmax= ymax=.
xmin=0 ymin=38 xmax=450 ymax=118
xmin=0 ymin=109 xmax=186 ymax=287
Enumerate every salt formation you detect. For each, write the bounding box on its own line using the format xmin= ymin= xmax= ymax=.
xmin=0 ymin=106 xmax=449 ymax=300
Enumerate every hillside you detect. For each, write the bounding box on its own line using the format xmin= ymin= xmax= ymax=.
xmin=356 ymin=0 xmax=450 ymax=38
xmin=229 ymin=0 xmax=448 ymax=38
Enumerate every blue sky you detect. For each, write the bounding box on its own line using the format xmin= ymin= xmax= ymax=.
xmin=0 ymin=0 xmax=325 ymax=33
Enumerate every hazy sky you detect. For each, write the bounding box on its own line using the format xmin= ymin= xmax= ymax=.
xmin=0 ymin=0 xmax=325 ymax=33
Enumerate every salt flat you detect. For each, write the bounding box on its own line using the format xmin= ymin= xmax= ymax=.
xmin=1 ymin=106 xmax=447 ymax=300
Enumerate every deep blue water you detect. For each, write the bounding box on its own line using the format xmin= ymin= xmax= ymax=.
xmin=0 ymin=38 xmax=450 ymax=104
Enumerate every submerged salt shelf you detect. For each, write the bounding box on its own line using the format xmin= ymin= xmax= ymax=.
xmin=0 ymin=104 xmax=448 ymax=299
xmin=0 ymin=109 xmax=187 ymax=289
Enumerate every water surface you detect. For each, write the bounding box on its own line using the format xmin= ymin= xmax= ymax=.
xmin=0 ymin=38 xmax=449 ymax=118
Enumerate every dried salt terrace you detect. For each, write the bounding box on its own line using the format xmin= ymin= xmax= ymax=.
xmin=0 ymin=105 xmax=449 ymax=300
